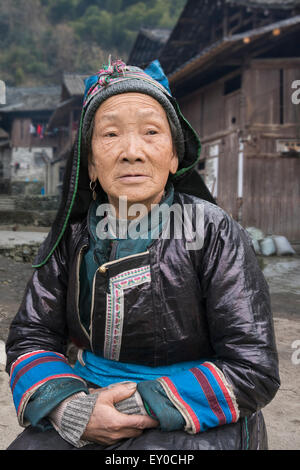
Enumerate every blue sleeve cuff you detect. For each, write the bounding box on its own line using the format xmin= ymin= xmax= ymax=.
xmin=157 ymin=362 xmax=239 ymax=434
xmin=24 ymin=377 xmax=88 ymax=429
xmin=137 ymin=380 xmax=185 ymax=432
xmin=9 ymin=350 xmax=88 ymax=425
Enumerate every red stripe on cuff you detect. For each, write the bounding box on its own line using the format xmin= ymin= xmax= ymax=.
xmin=11 ymin=356 xmax=68 ymax=393
xmin=202 ymin=362 xmax=238 ymax=422
xmin=10 ymin=350 xmax=66 ymax=378
xmin=190 ymin=367 xmax=227 ymax=425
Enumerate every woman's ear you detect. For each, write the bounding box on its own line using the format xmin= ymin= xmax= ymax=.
xmin=169 ymin=151 xmax=179 ymax=175
xmin=88 ymin=155 xmax=97 ymax=181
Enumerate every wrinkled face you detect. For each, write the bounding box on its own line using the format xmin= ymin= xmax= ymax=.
xmin=88 ymin=93 xmax=178 ymax=217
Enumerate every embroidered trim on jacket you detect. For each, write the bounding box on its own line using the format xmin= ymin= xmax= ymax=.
xmin=104 ymin=266 xmax=151 ymax=361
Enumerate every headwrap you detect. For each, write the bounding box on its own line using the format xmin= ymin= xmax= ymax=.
xmin=82 ymin=57 xmax=185 ymax=162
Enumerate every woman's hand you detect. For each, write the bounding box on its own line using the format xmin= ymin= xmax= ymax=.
xmin=81 ymin=382 xmax=158 ymax=446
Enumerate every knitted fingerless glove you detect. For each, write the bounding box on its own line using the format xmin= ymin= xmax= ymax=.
xmin=49 ymin=386 xmax=148 ymax=448
xmin=49 ymin=391 xmax=97 ymax=448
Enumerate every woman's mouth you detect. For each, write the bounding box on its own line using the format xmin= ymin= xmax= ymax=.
xmin=118 ymin=175 xmax=150 ymax=183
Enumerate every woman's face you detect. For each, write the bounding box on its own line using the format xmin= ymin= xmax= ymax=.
xmin=88 ymin=93 xmax=178 ymax=216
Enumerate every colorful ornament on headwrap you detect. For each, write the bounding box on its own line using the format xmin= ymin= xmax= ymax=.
xmin=97 ymin=57 xmax=127 ymax=86
xmin=83 ymin=57 xmax=172 ymax=110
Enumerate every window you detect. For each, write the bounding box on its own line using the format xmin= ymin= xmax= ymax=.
xmin=59 ymin=166 xmax=65 ymax=182
xmin=224 ymin=75 xmax=242 ymax=95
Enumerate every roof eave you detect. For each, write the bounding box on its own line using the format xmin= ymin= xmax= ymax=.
xmin=168 ymin=15 xmax=300 ymax=85
xmin=226 ymin=0 xmax=300 ymax=10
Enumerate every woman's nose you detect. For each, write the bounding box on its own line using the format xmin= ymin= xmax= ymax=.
xmin=120 ymin=134 xmax=145 ymax=162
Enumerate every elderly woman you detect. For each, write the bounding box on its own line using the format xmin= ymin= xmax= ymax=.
xmin=6 ymin=59 xmax=279 ymax=450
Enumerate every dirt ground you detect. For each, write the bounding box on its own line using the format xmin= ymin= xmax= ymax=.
xmin=0 ymin=252 xmax=299 ymax=450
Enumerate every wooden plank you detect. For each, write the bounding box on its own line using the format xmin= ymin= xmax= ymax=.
xmin=284 ymin=68 xmax=300 ymax=124
xmin=291 ymin=158 xmax=300 ymax=240
xmin=224 ymin=91 xmax=241 ymax=130
xmin=218 ymin=132 xmax=239 ymax=218
xmin=242 ymin=155 xmax=300 ymax=240
xmin=202 ymin=83 xmax=224 ymax=137
xmin=178 ymin=91 xmax=203 ymax=136
xmin=251 ymin=58 xmax=300 ymax=68
xmin=243 ymin=67 xmax=280 ymax=125
xmin=169 ymin=40 xmax=196 ymax=46
xmin=247 ymin=153 xmax=283 ymax=158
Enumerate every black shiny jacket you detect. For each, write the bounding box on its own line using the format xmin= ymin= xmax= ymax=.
xmin=5 ymin=86 xmax=280 ymax=446
xmin=6 ymin=191 xmax=280 ymax=432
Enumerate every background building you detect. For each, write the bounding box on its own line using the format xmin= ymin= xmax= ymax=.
xmin=0 ymin=86 xmax=60 ymax=195
xmin=154 ymin=0 xmax=300 ymax=241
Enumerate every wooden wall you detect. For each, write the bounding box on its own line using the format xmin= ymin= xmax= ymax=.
xmin=177 ymin=58 xmax=300 ymax=240
xmin=11 ymin=117 xmax=57 ymax=149
xmin=243 ymin=156 xmax=300 ymax=240
xmin=11 ymin=118 xmax=32 ymax=147
xmin=243 ymin=66 xmax=281 ymax=125
xmin=242 ymin=60 xmax=300 ymax=241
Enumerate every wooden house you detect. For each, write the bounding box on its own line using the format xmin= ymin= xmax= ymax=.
xmin=0 ymin=86 xmax=60 ymax=194
xmin=155 ymin=0 xmax=300 ymax=241
xmin=128 ymin=28 xmax=171 ymax=68
xmin=46 ymin=73 xmax=88 ymax=195
xmin=0 ymin=127 xmax=10 ymax=194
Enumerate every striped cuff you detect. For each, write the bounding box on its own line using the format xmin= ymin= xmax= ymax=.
xmin=157 ymin=361 xmax=239 ymax=434
xmin=49 ymin=392 xmax=87 ymax=429
xmin=114 ymin=390 xmax=148 ymax=416
xmin=50 ymin=388 xmax=148 ymax=448
xmin=9 ymin=350 xmax=87 ymax=426
xmin=50 ymin=393 xmax=98 ymax=448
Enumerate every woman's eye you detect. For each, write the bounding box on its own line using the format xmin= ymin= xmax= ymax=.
xmin=105 ymin=132 xmax=117 ymax=137
xmin=146 ymin=130 xmax=158 ymax=135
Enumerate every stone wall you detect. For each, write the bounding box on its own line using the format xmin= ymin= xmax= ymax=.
xmin=0 ymin=243 xmax=41 ymax=262
xmin=11 ymin=181 xmax=43 ymax=195
xmin=14 ymin=194 xmax=60 ymax=211
xmin=0 ymin=209 xmax=57 ymax=227
xmin=0 ymin=194 xmax=59 ymax=227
